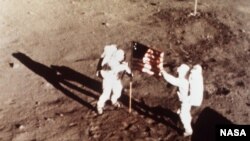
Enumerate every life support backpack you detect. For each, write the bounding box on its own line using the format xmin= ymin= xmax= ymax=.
xmin=96 ymin=45 xmax=128 ymax=79
xmin=101 ymin=44 xmax=118 ymax=66
xmin=188 ymin=65 xmax=204 ymax=107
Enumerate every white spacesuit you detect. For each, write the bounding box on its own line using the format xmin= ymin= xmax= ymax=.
xmin=161 ymin=64 xmax=203 ymax=136
xmin=97 ymin=48 xmax=132 ymax=115
xmin=189 ymin=65 xmax=204 ymax=107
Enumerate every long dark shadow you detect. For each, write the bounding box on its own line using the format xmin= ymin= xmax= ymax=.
xmin=191 ymin=107 xmax=233 ymax=141
xmin=120 ymin=95 xmax=183 ymax=134
xmin=12 ymin=52 xmax=96 ymax=111
xmin=13 ymin=52 xmax=182 ymax=134
xmin=50 ymin=65 xmax=102 ymax=94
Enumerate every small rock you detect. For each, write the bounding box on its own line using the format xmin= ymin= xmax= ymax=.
xmin=141 ymin=131 xmax=149 ymax=137
xmin=19 ymin=125 xmax=25 ymax=130
xmin=90 ymin=125 xmax=99 ymax=132
xmin=15 ymin=124 xmax=25 ymax=130
xmin=27 ymin=11 xmax=32 ymax=15
xmin=132 ymin=111 xmax=138 ymax=116
xmin=121 ymin=121 xmax=129 ymax=129
xmin=101 ymin=22 xmax=110 ymax=27
xmin=128 ymin=124 xmax=138 ymax=132
xmin=44 ymin=117 xmax=53 ymax=121
xmin=239 ymin=29 xmax=246 ymax=33
xmin=145 ymin=118 xmax=154 ymax=125
xmin=9 ymin=63 xmax=14 ymax=68
xmin=9 ymin=62 xmax=19 ymax=69
xmin=150 ymin=2 xmax=157 ymax=6
xmin=44 ymin=82 xmax=53 ymax=89
xmin=69 ymin=123 xmax=77 ymax=127
xmin=149 ymin=127 xmax=158 ymax=135
xmin=93 ymin=133 xmax=100 ymax=139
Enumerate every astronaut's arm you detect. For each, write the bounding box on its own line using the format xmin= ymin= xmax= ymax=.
xmin=96 ymin=57 xmax=103 ymax=76
xmin=161 ymin=69 xmax=179 ymax=86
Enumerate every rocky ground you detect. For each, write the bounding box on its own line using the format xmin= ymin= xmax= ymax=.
xmin=0 ymin=0 xmax=250 ymax=141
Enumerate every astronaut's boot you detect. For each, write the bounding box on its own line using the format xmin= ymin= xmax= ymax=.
xmin=184 ymin=129 xmax=193 ymax=137
xmin=113 ymin=102 xmax=121 ymax=108
xmin=97 ymin=106 xmax=103 ymax=115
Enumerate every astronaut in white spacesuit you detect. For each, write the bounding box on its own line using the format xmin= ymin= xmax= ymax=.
xmin=97 ymin=46 xmax=132 ymax=115
xmin=161 ymin=64 xmax=204 ymax=136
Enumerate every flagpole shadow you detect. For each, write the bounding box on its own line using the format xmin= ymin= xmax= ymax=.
xmin=12 ymin=52 xmax=98 ymax=111
xmin=120 ymin=95 xmax=183 ymax=134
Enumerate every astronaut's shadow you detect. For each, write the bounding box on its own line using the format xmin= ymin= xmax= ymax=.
xmin=50 ymin=65 xmax=102 ymax=97
xmin=13 ymin=52 xmax=182 ymax=134
xmin=12 ymin=52 xmax=100 ymax=111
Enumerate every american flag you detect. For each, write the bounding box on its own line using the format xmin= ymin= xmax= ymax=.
xmin=131 ymin=42 xmax=164 ymax=77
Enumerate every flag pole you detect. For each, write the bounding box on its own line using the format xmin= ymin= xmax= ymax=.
xmin=129 ymin=81 xmax=132 ymax=113
xmin=194 ymin=0 xmax=198 ymax=16
xmin=129 ymin=42 xmax=135 ymax=113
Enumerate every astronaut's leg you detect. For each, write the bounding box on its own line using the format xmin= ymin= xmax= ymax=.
xmin=111 ymin=80 xmax=123 ymax=107
xmin=97 ymin=79 xmax=112 ymax=114
xmin=179 ymin=103 xmax=193 ymax=136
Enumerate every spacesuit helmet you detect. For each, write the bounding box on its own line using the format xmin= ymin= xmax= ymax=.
xmin=177 ymin=64 xmax=190 ymax=76
xmin=114 ymin=49 xmax=125 ymax=62
xmin=101 ymin=44 xmax=117 ymax=58
xmin=191 ymin=64 xmax=202 ymax=73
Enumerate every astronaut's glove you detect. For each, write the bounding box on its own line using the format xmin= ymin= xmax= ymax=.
xmin=128 ymin=72 xmax=133 ymax=78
